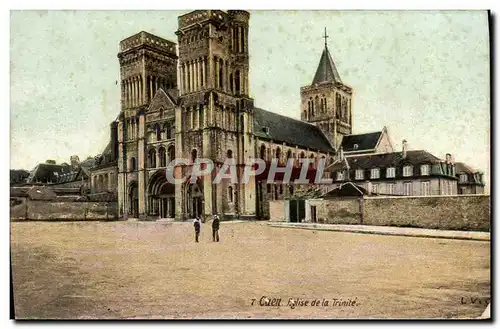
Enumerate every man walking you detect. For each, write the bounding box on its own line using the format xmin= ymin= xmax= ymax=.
xmin=193 ymin=217 xmax=201 ymax=243
xmin=212 ymin=214 xmax=220 ymax=242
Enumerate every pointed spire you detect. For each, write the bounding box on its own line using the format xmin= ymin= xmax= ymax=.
xmin=312 ymin=28 xmax=342 ymax=85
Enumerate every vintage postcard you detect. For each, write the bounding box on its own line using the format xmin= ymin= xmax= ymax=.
xmin=9 ymin=9 xmax=490 ymax=320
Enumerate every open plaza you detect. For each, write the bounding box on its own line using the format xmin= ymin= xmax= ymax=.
xmin=10 ymin=221 xmax=490 ymax=319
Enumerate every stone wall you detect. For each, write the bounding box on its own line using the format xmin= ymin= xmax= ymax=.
xmin=299 ymin=195 xmax=490 ymax=231
xmin=269 ymin=200 xmax=285 ymax=222
xmin=305 ymin=198 xmax=361 ymax=224
xmin=363 ymin=195 xmax=490 ymax=231
xmin=10 ymin=198 xmax=118 ymax=221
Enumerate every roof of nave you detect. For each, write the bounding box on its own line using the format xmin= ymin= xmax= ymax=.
xmin=253 ymin=108 xmax=335 ymax=153
xmin=341 ymin=131 xmax=383 ymax=153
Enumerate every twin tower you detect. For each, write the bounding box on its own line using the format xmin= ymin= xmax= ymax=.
xmin=115 ymin=10 xmax=353 ymax=219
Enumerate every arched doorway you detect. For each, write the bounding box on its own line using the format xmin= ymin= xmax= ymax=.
xmin=148 ymin=171 xmax=175 ymax=218
xmin=128 ymin=181 xmax=139 ymax=218
xmin=185 ymin=177 xmax=203 ymax=219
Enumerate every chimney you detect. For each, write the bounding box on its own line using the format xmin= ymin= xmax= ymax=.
xmin=402 ymin=140 xmax=408 ymax=159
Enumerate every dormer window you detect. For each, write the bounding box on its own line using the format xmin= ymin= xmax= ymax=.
xmin=460 ymin=174 xmax=468 ymax=183
xmin=336 ymin=171 xmax=344 ymax=181
xmin=262 ymin=127 xmax=269 ymax=134
xmin=403 ymin=165 xmax=413 ymax=177
xmin=353 ymin=144 xmax=359 ymax=150
xmin=386 ymin=167 xmax=396 ymax=178
xmin=355 ymin=169 xmax=364 ymax=180
xmin=371 ymin=168 xmax=380 ymax=179
xmin=420 ymin=164 xmax=430 ymax=176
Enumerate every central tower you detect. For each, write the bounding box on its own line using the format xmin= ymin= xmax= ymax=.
xmin=300 ymin=28 xmax=353 ymax=150
xmin=175 ymin=10 xmax=256 ymax=219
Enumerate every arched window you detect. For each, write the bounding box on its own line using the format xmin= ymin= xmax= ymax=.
xmin=235 ymin=70 xmax=241 ymax=93
xmin=169 ymin=125 xmax=175 ymax=139
xmin=275 ymin=147 xmax=281 ymax=159
xmin=260 ymin=145 xmax=266 ymax=160
xmin=164 ymin=123 xmax=171 ymax=139
xmin=227 ymin=149 xmax=233 ymax=159
xmin=155 ymin=124 xmax=161 ymax=141
xmin=229 ymin=73 xmax=233 ymax=93
xmin=219 ymin=58 xmax=224 ymax=89
xmin=228 ymin=186 xmax=233 ymax=203
xmin=168 ymin=145 xmax=175 ymax=163
xmin=300 ymin=152 xmax=305 ymax=159
xmin=286 ymin=149 xmax=292 ymax=160
xmin=191 ymin=149 xmax=198 ymax=163
xmin=159 ymin=147 xmax=166 ymax=167
xmin=129 ymin=157 xmax=136 ymax=172
xmin=148 ymin=149 xmax=157 ymax=168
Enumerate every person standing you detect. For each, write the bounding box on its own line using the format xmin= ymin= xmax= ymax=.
xmin=193 ymin=217 xmax=201 ymax=243
xmin=212 ymin=214 xmax=220 ymax=242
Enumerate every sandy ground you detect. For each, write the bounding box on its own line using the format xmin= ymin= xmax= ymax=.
xmin=10 ymin=221 xmax=490 ymax=319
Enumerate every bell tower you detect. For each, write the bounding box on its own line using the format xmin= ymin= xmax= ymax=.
xmin=300 ymin=28 xmax=353 ymax=150
xmin=175 ymin=10 xmax=256 ymax=220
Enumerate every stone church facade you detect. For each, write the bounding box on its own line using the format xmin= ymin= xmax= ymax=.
xmin=90 ymin=9 xmax=475 ymax=221
xmin=93 ymin=10 xmax=350 ymax=221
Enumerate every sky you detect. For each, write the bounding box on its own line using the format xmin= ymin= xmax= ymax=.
xmin=9 ymin=10 xmax=490 ymax=189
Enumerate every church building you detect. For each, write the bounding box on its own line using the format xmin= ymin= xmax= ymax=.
xmin=89 ymin=9 xmax=475 ymax=221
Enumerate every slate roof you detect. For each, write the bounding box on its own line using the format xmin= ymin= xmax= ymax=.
xmin=26 ymin=163 xmax=71 ymax=184
xmin=455 ymin=162 xmax=478 ymax=174
xmin=312 ymin=45 xmax=342 ymax=85
xmin=253 ymin=108 xmax=335 ymax=153
xmin=346 ymin=150 xmax=443 ymax=169
xmin=322 ymin=182 xmax=370 ymax=197
xmin=341 ymin=131 xmax=382 ymax=153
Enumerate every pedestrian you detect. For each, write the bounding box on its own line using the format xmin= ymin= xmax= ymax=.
xmin=193 ymin=217 xmax=201 ymax=243
xmin=212 ymin=214 xmax=220 ymax=242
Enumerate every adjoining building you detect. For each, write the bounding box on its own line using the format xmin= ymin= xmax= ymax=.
xmin=455 ymin=162 xmax=486 ymax=195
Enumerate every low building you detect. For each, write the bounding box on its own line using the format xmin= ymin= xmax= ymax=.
xmin=455 ymin=162 xmax=486 ymax=194
xmin=328 ymin=140 xmax=458 ymax=196
xmin=24 ymin=156 xmax=96 ymax=189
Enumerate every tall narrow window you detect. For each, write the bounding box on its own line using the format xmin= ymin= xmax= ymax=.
xmin=168 ymin=145 xmax=175 ymax=163
xmin=129 ymin=157 xmax=136 ymax=172
xmin=228 ymin=186 xmax=233 ymax=202
xmin=235 ymin=71 xmax=241 ymax=93
xmin=148 ymin=149 xmax=157 ymax=168
xmin=191 ymin=149 xmax=198 ymax=163
xmin=155 ymin=124 xmax=161 ymax=141
xmin=159 ymin=147 xmax=166 ymax=167
xmin=219 ymin=59 xmax=224 ymax=89
xmin=199 ymin=105 xmax=204 ymax=127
